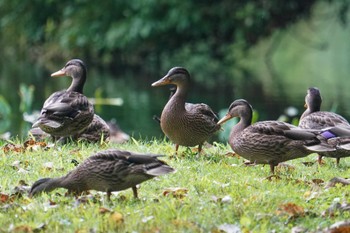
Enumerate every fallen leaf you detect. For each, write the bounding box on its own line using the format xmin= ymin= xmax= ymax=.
xmin=109 ymin=212 xmax=124 ymax=225
xmin=211 ymin=195 xmax=232 ymax=204
xmin=12 ymin=161 xmax=21 ymax=169
xmin=42 ymin=162 xmax=54 ymax=171
xmin=323 ymin=221 xmax=350 ymax=233
xmin=0 ymin=193 xmax=11 ymax=203
xmin=99 ymin=207 xmax=112 ymax=214
xmin=302 ymin=161 xmax=315 ymax=167
xmin=13 ymin=225 xmax=33 ymax=233
xmin=312 ymin=179 xmax=324 ymax=185
xmin=216 ymin=223 xmax=241 ymax=233
xmin=13 ymin=180 xmax=31 ymax=195
xmin=323 ymin=202 xmax=350 ymax=217
xmin=291 ymin=226 xmax=307 ymax=233
xmin=163 ymin=187 xmax=188 ymax=199
xmin=224 ymin=152 xmax=239 ymax=158
xmin=325 ymin=177 xmax=350 ymax=189
xmin=142 ymin=216 xmax=154 ymax=223
xmin=276 ymin=203 xmax=304 ymax=218
xmin=3 ymin=143 xmax=24 ymax=153
xmin=275 ymin=163 xmax=296 ymax=172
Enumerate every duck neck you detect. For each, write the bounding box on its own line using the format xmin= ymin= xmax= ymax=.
xmin=167 ymin=83 xmax=189 ymax=111
xmin=43 ymin=177 xmax=65 ymax=192
xmin=67 ymin=70 xmax=86 ymax=93
xmin=300 ymin=105 xmax=319 ymax=120
xmin=230 ymin=111 xmax=252 ymax=139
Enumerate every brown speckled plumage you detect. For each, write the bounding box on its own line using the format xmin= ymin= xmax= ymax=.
xmin=32 ymin=59 xmax=94 ymax=138
xmin=76 ymin=114 xmax=110 ymax=142
xmin=299 ymin=87 xmax=350 ymax=164
xmin=152 ymin=67 xmax=220 ymax=153
xmin=218 ymin=99 xmax=338 ymax=173
xmin=30 ymin=149 xmax=175 ymax=200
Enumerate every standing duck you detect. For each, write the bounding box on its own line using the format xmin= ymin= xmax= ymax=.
xmin=299 ymin=87 xmax=350 ymax=164
xmin=32 ymin=59 xmax=94 ymax=140
xmin=218 ymin=99 xmax=339 ymax=173
xmin=29 ymin=149 xmax=175 ymax=200
xmin=152 ymin=67 xmax=221 ymax=153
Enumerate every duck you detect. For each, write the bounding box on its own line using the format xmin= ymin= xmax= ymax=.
xmin=107 ymin=119 xmax=130 ymax=144
xmin=299 ymin=87 xmax=350 ymax=164
xmin=29 ymin=149 xmax=175 ymax=200
xmin=32 ymin=59 xmax=94 ymax=140
xmin=152 ymin=67 xmax=221 ymax=153
xmin=218 ymin=99 xmax=340 ymax=173
xmin=76 ymin=114 xmax=110 ymax=143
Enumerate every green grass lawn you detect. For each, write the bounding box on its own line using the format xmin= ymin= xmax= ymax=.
xmin=0 ymin=138 xmax=349 ymax=232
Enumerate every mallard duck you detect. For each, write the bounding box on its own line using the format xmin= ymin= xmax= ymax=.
xmin=152 ymin=67 xmax=220 ymax=153
xmin=30 ymin=114 xmax=111 ymax=143
xmin=76 ymin=114 xmax=110 ymax=143
xmin=107 ymin=119 xmax=130 ymax=144
xmin=32 ymin=59 xmax=94 ymax=139
xmin=299 ymin=87 xmax=350 ymax=164
xmin=218 ymin=99 xmax=339 ymax=173
xmin=29 ymin=149 xmax=175 ymax=200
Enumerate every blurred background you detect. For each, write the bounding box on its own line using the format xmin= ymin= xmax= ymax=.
xmin=0 ymin=0 xmax=349 ymax=141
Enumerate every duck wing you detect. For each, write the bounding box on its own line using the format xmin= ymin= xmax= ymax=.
xmin=185 ymin=103 xmax=219 ymax=122
xmin=300 ymin=111 xmax=349 ymax=129
xmin=41 ymin=91 xmax=92 ymax=118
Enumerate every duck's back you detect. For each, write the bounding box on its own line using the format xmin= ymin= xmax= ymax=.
xmin=64 ymin=150 xmax=174 ymax=192
xmin=299 ymin=111 xmax=349 ymax=129
xmin=230 ymin=121 xmax=311 ymax=165
xmin=35 ymin=90 xmax=94 ymax=137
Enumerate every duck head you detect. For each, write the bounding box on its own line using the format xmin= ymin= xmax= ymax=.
xmin=218 ymin=99 xmax=253 ymax=125
xmin=152 ymin=67 xmax=190 ymax=87
xmin=51 ymin=59 xmax=87 ymax=93
xmin=304 ymin=87 xmax=322 ymax=111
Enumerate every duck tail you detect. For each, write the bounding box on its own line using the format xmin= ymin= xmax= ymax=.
xmin=305 ymin=144 xmax=336 ymax=152
xmin=145 ymin=163 xmax=176 ymax=176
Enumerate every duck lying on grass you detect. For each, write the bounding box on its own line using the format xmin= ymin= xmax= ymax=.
xmin=29 ymin=149 xmax=175 ymax=200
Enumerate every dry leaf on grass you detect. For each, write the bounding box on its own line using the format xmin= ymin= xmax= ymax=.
xmin=3 ymin=143 xmax=24 ymax=153
xmin=215 ymin=223 xmax=241 ymax=233
xmin=109 ymin=212 xmax=124 ymax=225
xmin=24 ymin=139 xmax=47 ymax=151
xmin=99 ymin=207 xmax=112 ymax=214
xmin=0 ymin=193 xmax=15 ymax=203
xmin=323 ymin=202 xmax=350 ymax=217
xmin=276 ymin=203 xmax=305 ymax=218
xmin=325 ymin=177 xmax=350 ymax=189
xmin=163 ymin=187 xmax=188 ymax=199
xmin=211 ymin=195 xmax=232 ymax=204
xmin=321 ymin=221 xmax=350 ymax=233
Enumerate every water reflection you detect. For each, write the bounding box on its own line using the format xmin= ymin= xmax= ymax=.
xmin=0 ymin=62 xmax=235 ymax=141
xmin=2 ymin=59 xmax=349 ymax=142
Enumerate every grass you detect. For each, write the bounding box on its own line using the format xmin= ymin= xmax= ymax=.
xmin=0 ymin=138 xmax=349 ymax=233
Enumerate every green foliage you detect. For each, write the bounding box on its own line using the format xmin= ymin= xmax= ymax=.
xmin=0 ymin=96 xmax=11 ymax=133
xmin=0 ymin=139 xmax=350 ymax=232
xmin=1 ymin=0 xmax=347 ymax=83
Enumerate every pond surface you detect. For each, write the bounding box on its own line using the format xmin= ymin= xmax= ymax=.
xmin=0 ymin=61 xmax=237 ymax=141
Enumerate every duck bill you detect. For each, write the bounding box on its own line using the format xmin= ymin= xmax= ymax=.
xmin=304 ymin=103 xmax=307 ymax=108
xmin=217 ymin=113 xmax=233 ymax=125
xmin=51 ymin=69 xmax=66 ymax=77
xmin=151 ymin=76 xmax=171 ymax=87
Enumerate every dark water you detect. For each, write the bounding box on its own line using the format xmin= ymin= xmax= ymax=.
xmin=2 ymin=60 xmax=349 ymax=142
xmin=0 ymin=61 xmax=236 ymax=140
